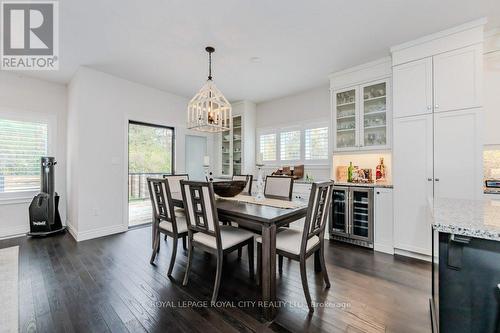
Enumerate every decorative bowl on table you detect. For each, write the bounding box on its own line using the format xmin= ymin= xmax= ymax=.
xmin=212 ymin=181 xmax=246 ymax=197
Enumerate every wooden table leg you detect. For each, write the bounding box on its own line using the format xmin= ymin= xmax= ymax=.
xmin=261 ymin=224 xmax=277 ymax=320
xmin=314 ymin=249 xmax=322 ymax=272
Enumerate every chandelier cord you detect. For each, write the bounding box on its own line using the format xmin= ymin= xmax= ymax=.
xmin=208 ymin=51 xmax=212 ymax=80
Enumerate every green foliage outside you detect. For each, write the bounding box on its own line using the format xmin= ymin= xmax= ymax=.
xmin=128 ymin=123 xmax=173 ymax=174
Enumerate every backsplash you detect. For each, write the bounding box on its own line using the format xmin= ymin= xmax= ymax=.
xmin=484 ymin=149 xmax=500 ymax=179
xmin=332 ymin=152 xmax=392 ymax=183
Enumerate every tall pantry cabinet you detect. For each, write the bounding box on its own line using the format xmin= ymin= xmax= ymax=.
xmin=391 ymin=19 xmax=485 ymax=257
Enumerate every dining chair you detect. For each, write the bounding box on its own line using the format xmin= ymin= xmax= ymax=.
xmin=232 ymin=174 xmax=253 ymax=195
xmin=147 ymin=178 xmax=189 ymax=277
xmin=264 ymin=175 xmax=294 ymax=200
xmin=256 ymin=181 xmax=334 ymax=313
xmin=162 ymin=174 xmax=189 ymax=240
xmin=180 ymin=180 xmax=255 ymax=303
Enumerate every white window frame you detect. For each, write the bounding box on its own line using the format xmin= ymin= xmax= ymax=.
xmin=0 ymin=108 xmax=57 ymax=202
xmin=256 ymin=118 xmax=330 ymax=167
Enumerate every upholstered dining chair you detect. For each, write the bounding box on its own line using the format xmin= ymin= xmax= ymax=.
xmin=180 ymin=180 xmax=255 ymax=303
xmin=162 ymin=174 xmax=189 ymax=240
xmin=232 ymin=174 xmax=253 ymax=195
xmin=147 ymin=178 xmax=189 ymax=277
xmin=256 ymin=181 xmax=334 ymax=313
xmin=264 ymin=175 xmax=294 ymax=200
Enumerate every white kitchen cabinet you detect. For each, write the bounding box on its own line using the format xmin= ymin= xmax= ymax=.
xmin=216 ymin=101 xmax=256 ymax=177
xmin=333 ymin=79 xmax=391 ymax=151
xmin=433 ymin=45 xmax=482 ymax=113
xmin=393 ymin=114 xmax=434 ymax=255
xmin=433 ymin=109 xmax=483 ymax=200
xmin=393 ymin=45 xmax=482 ymax=119
xmin=374 ymin=187 xmax=394 ymax=254
xmin=293 ymin=182 xmax=312 ymax=200
xmin=393 ymin=57 xmax=433 ymax=118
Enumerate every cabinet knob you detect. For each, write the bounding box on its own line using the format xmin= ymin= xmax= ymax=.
xmin=427 ymin=106 xmax=432 ymax=110
xmin=376 ymin=191 xmax=380 ymax=194
xmin=435 ymin=104 xmax=439 ymax=108
xmin=427 ymin=178 xmax=433 ymax=181
xmin=435 ymin=178 xmax=440 ymax=182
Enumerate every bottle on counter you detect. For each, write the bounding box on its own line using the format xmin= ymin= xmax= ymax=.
xmin=347 ymin=162 xmax=353 ymax=182
xmin=376 ymin=157 xmax=386 ymax=181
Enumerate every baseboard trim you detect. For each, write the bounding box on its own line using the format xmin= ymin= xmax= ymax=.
xmin=66 ymin=221 xmax=78 ymax=242
xmin=394 ymin=248 xmax=431 ymax=262
xmin=74 ymin=224 xmax=128 ymax=242
xmin=0 ymin=225 xmax=28 ymax=240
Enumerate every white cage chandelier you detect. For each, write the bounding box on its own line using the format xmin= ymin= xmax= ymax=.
xmin=187 ymin=46 xmax=232 ymax=132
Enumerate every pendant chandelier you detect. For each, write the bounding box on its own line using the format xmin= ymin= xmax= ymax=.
xmin=187 ymin=46 xmax=232 ymax=132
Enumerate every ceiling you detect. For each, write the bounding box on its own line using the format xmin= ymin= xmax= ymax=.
xmin=17 ymin=0 xmax=500 ymax=102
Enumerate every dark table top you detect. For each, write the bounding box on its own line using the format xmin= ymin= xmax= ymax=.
xmin=171 ymin=193 xmax=308 ymax=225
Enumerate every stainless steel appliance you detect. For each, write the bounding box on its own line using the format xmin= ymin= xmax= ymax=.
xmin=329 ymin=185 xmax=374 ymax=248
xmin=485 ymin=179 xmax=500 ymax=188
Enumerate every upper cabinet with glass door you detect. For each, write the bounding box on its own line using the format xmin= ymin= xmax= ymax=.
xmin=333 ymin=78 xmax=391 ymax=152
xmin=335 ymin=88 xmax=358 ymax=150
xmin=330 ymin=57 xmax=392 ymax=152
xmin=361 ymin=80 xmax=389 ymax=148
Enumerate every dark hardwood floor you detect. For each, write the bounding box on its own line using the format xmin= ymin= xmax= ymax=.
xmin=1 ymin=226 xmax=431 ymax=333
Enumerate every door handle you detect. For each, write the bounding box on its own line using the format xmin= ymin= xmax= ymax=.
xmin=435 ymin=178 xmax=440 ymax=182
xmin=427 ymin=178 xmax=433 ymax=181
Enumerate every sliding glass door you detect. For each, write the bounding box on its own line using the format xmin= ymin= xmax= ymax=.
xmin=128 ymin=121 xmax=174 ymax=226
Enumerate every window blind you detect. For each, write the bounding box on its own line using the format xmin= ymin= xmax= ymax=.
xmin=280 ymin=130 xmax=301 ymax=161
xmin=305 ymin=127 xmax=328 ymax=160
xmin=0 ymin=119 xmax=48 ymax=193
xmin=259 ymin=133 xmax=276 ymax=161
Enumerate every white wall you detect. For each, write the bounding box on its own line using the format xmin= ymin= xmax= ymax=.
xmin=67 ymin=67 xmax=213 ymax=241
xmin=255 ymin=85 xmax=331 ymax=180
xmin=0 ymin=72 xmax=67 ymax=238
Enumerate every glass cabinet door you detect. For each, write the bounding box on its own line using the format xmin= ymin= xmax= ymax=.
xmin=335 ymin=89 xmax=357 ymax=150
xmin=362 ymin=81 xmax=387 ymax=148
xmin=221 ymin=127 xmax=231 ymax=176
xmin=331 ymin=188 xmax=349 ymax=235
xmin=350 ymin=189 xmax=372 ymax=241
xmin=232 ymin=116 xmax=242 ymax=176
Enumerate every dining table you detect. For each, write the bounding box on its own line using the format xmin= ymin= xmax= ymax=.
xmin=170 ymin=192 xmax=321 ymax=319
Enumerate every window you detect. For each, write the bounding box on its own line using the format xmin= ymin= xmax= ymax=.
xmin=280 ymin=130 xmax=301 ymax=161
xmin=0 ymin=119 xmax=48 ymax=193
xmin=259 ymin=133 xmax=276 ymax=161
xmin=305 ymin=127 xmax=329 ymax=160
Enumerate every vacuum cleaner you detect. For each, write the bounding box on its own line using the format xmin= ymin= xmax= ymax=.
xmin=28 ymin=157 xmax=65 ymax=236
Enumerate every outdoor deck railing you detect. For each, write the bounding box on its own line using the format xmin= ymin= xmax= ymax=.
xmin=128 ymin=172 xmax=172 ymax=200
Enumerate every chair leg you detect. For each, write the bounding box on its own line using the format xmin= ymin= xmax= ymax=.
xmin=150 ymin=233 xmax=159 ymax=264
xmin=182 ymin=236 xmax=187 ymax=251
xmin=247 ymin=242 xmax=254 ymax=279
xmin=157 ymin=237 xmax=160 ymax=253
xmin=278 ymin=255 xmax=283 ymax=275
xmin=300 ymin=259 xmax=314 ymax=313
xmin=167 ymin=237 xmax=178 ymax=277
xmin=211 ymin=254 xmax=223 ymax=303
xmin=237 ymin=248 xmax=242 ymax=260
xmin=319 ymin=244 xmax=331 ymax=288
xmin=164 ymin=234 xmax=167 ymax=241
xmin=256 ymin=242 xmax=261 ymax=286
xmin=182 ymin=242 xmax=194 ymax=286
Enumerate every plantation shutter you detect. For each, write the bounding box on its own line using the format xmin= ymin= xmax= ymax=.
xmin=0 ymin=119 xmax=48 ymax=193
xmin=305 ymin=127 xmax=329 ymax=160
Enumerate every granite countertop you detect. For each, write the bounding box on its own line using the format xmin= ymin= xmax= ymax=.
xmin=333 ymin=181 xmax=393 ymax=188
xmin=431 ymin=198 xmax=500 ymax=241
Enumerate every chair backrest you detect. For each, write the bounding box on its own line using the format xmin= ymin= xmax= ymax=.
xmin=301 ymin=181 xmax=334 ymax=254
xmin=180 ymin=181 xmax=222 ymax=247
xmin=147 ymin=178 xmax=179 ymax=232
xmin=163 ymin=174 xmax=189 ymax=193
xmin=264 ymin=175 xmax=294 ymax=200
xmin=232 ymin=174 xmax=253 ymax=195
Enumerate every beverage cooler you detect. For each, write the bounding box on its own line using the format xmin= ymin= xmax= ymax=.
xmin=329 ymin=186 xmax=374 ymax=248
